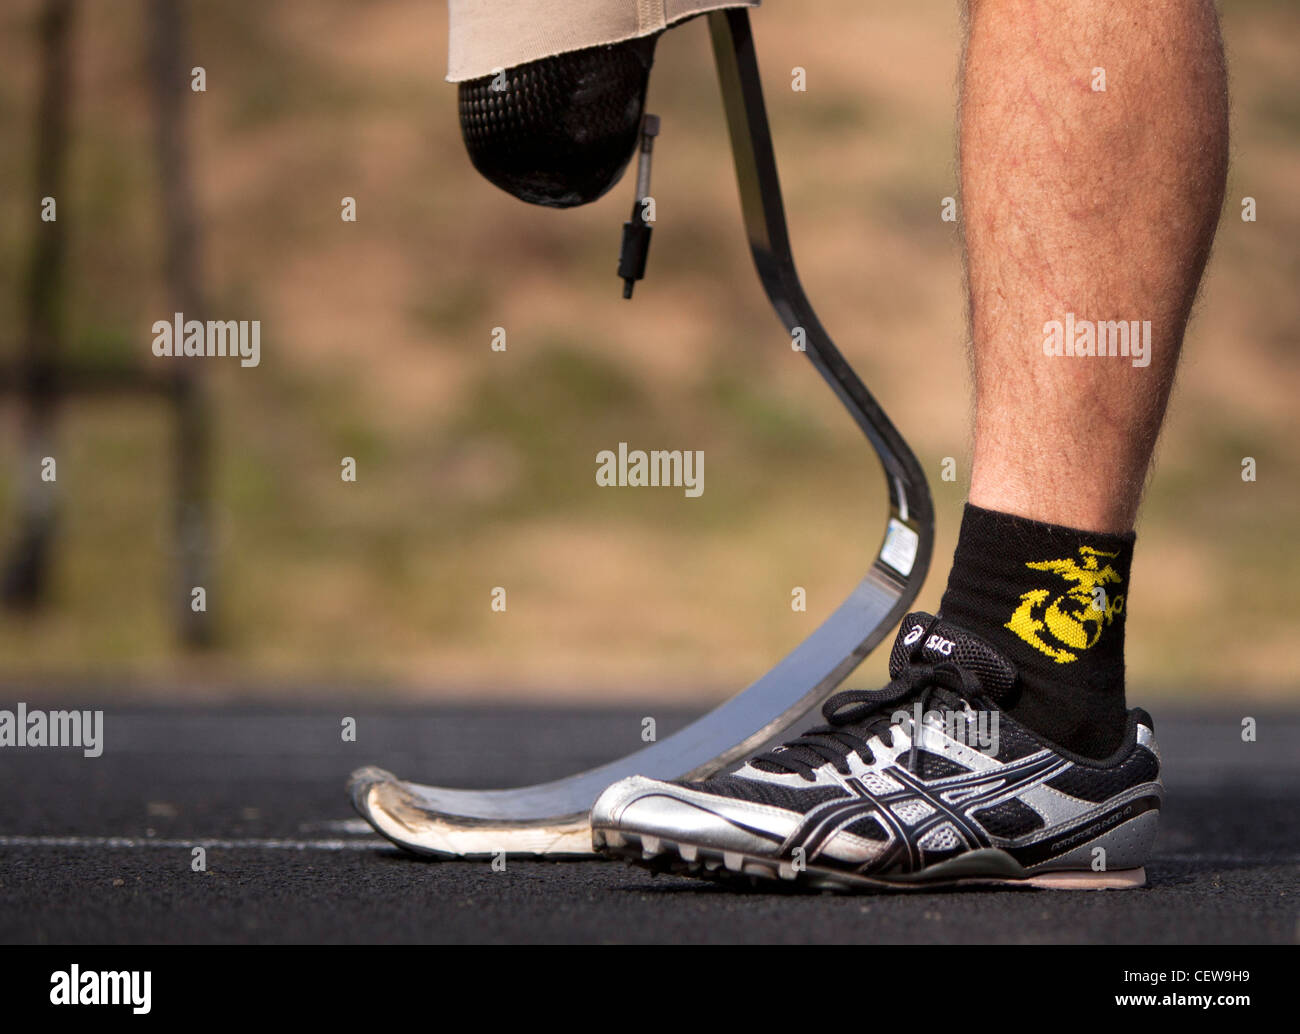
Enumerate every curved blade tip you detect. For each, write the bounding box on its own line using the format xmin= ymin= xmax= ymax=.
xmin=347 ymin=765 xmax=398 ymax=819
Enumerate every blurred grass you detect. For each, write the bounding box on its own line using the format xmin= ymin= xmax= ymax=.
xmin=0 ymin=0 xmax=1296 ymax=701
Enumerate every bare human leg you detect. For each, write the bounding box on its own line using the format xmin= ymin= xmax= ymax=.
xmin=940 ymin=0 xmax=1229 ymax=757
xmin=961 ymin=0 xmax=1228 ymax=533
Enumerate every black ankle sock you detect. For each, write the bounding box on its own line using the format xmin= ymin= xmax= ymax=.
xmin=938 ymin=503 xmax=1134 ymax=759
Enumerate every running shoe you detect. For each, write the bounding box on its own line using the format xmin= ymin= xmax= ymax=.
xmin=591 ymin=612 xmax=1162 ymax=890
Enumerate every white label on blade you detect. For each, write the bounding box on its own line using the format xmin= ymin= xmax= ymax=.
xmin=879 ymin=518 xmax=919 ymax=577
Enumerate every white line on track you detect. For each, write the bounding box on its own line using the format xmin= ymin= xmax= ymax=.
xmin=0 ymin=835 xmax=385 ymax=851
xmin=297 ymin=818 xmax=374 ymax=835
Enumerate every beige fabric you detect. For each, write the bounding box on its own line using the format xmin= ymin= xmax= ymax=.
xmin=446 ymin=0 xmax=760 ymax=82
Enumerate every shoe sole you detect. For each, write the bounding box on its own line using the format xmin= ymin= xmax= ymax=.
xmin=592 ymin=828 xmax=1146 ymax=892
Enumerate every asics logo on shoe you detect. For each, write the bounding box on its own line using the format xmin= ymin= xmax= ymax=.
xmin=903 ymin=625 xmax=926 ymax=646
xmin=925 ymin=634 xmax=955 ymax=656
xmin=1005 ymin=546 xmax=1126 ymax=663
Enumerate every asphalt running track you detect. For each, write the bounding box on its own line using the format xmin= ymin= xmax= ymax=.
xmin=0 ymin=704 xmax=1295 ymax=944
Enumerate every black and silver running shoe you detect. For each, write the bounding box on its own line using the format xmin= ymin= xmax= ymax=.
xmin=592 ymin=612 xmax=1162 ymax=890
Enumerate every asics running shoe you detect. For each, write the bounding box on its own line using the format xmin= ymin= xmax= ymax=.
xmin=591 ymin=612 xmax=1162 ymax=891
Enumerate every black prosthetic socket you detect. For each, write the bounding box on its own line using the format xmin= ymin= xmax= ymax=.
xmin=458 ymin=35 xmax=660 ymax=208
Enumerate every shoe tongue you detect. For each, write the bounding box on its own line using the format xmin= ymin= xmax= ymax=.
xmin=750 ymin=613 xmax=1016 ymax=776
xmin=888 ymin=612 xmax=1017 ymax=702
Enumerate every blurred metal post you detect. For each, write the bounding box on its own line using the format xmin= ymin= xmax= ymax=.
xmin=147 ymin=0 xmax=214 ymax=647
xmin=2 ymin=0 xmax=74 ymax=608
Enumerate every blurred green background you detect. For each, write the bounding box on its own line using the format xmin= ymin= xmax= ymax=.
xmin=0 ymin=0 xmax=1296 ymax=702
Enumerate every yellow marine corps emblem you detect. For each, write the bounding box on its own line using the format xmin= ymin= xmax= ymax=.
xmin=1006 ymin=547 xmax=1125 ymax=663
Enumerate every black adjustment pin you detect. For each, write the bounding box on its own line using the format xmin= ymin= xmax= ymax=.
xmin=618 ymin=113 xmax=660 ymax=299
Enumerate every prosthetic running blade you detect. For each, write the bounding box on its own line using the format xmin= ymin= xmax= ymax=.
xmin=349 ymin=9 xmax=934 ymax=857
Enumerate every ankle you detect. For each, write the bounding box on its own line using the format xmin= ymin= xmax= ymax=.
xmin=938 ymin=503 xmax=1134 ymax=758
